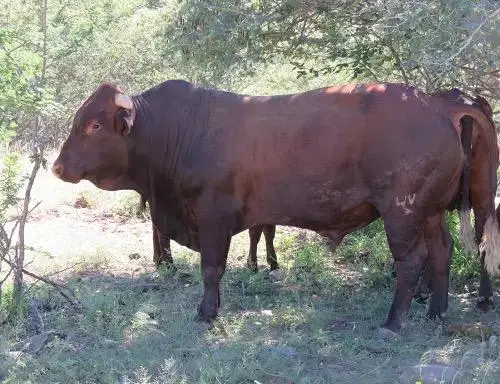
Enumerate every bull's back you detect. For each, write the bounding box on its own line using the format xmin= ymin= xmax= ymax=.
xmin=227 ymin=83 xmax=461 ymax=181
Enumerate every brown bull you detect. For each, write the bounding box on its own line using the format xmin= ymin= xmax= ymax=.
xmin=52 ymin=80 xmax=500 ymax=332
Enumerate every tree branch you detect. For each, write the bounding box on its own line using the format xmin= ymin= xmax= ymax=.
xmin=372 ymin=32 xmax=410 ymax=85
xmin=448 ymin=7 xmax=500 ymax=63
xmin=2 ymin=257 xmax=82 ymax=307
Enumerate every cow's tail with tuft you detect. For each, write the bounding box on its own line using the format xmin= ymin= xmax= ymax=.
xmin=457 ymin=110 xmax=500 ymax=276
xmin=481 ymin=215 xmax=500 ymax=275
xmin=458 ymin=115 xmax=476 ymax=256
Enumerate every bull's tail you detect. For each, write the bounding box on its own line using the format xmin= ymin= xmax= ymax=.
xmin=481 ymin=215 xmax=500 ymax=275
xmin=457 ymin=113 xmax=500 ymax=276
xmin=458 ymin=116 xmax=477 ymax=255
xmin=459 ymin=206 xmax=476 ymax=254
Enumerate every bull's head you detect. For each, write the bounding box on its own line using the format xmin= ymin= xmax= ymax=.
xmin=52 ymin=84 xmax=136 ymax=190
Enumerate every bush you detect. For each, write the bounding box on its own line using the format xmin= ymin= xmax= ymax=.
xmin=447 ymin=211 xmax=481 ymax=283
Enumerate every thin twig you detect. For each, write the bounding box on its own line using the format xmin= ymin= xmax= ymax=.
xmin=448 ymin=7 xmax=500 ymax=63
xmin=42 ymin=261 xmax=84 ymax=278
xmin=357 ymin=354 xmax=393 ymax=379
xmin=2 ymin=257 xmax=81 ymax=307
xmin=27 ymin=201 xmax=42 ymax=216
xmin=0 ymin=265 xmax=13 ymax=285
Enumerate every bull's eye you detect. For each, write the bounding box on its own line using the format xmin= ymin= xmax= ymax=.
xmin=84 ymin=122 xmax=102 ymax=136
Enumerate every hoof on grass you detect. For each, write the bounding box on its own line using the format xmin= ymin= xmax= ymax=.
xmin=269 ymin=268 xmax=283 ymax=280
xmin=375 ymin=327 xmax=400 ymax=341
xmin=477 ymin=297 xmax=494 ymax=312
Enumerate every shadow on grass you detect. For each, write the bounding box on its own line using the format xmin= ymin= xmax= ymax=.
xmin=2 ymin=250 xmax=500 ymax=383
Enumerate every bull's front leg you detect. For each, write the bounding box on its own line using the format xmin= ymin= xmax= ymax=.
xmin=197 ymin=221 xmax=232 ymax=322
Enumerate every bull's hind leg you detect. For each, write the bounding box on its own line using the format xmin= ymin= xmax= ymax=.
xmin=247 ymin=225 xmax=263 ymax=271
xmin=473 ymin=214 xmax=494 ymax=311
xmin=424 ymin=213 xmax=452 ymax=320
xmin=263 ymin=225 xmax=279 ymax=270
xmin=382 ymin=217 xmax=428 ymax=332
xmin=414 ymin=265 xmax=431 ymax=304
xmin=478 ymin=255 xmax=494 ymax=311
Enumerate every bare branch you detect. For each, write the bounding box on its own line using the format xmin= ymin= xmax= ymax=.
xmin=42 ymin=261 xmax=85 ymax=278
xmin=2 ymin=257 xmax=82 ymax=307
xmin=0 ymin=264 xmax=13 ymax=285
xmin=448 ymin=7 xmax=500 ymax=63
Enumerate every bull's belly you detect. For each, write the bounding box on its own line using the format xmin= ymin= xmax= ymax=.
xmin=244 ymin=196 xmax=379 ymax=233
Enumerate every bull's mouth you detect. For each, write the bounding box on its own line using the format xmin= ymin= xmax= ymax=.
xmin=54 ymin=170 xmax=83 ymax=184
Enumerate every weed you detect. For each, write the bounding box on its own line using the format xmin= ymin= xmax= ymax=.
xmin=109 ymin=191 xmax=143 ymax=218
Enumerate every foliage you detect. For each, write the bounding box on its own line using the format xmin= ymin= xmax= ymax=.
xmin=164 ymin=0 xmax=500 ymax=98
xmin=447 ymin=212 xmax=481 ymax=282
xmin=0 ymin=0 xmax=498 ymax=380
xmin=335 ymin=219 xmax=394 ymax=288
xmin=0 ymin=153 xmax=22 ymax=220
xmin=0 ymin=153 xmax=22 ymax=316
xmin=0 ymin=29 xmax=40 ymax=142
xmin=1 ymin=0 xmax=178 ymax=149
xmin=3 ymin=0 xmax=498 ymax=150
xmin=109 ymin=191 xmax=143 ymax=219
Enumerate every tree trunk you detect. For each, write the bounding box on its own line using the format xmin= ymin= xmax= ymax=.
xmin=13 ymin=152 xmax=42 ymax=308
xmin=12 ymin=0 xmax=48 ymax=312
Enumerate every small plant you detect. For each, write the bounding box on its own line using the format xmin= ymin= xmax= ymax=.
xmin=109 ymin=191 xmax=143 ymax=218
xmin=0 ymin=153 xmax=22 ymax=316
xmin=335 ymin=219 xmax=393 ymax=288
xmin=447 ymin=211 xmax=481 ymax=283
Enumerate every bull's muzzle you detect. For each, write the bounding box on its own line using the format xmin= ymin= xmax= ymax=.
xmin=51 ymin=158 xmax=82 ymax=183
xmin=52 ymin=162 xmax=64 ymax=178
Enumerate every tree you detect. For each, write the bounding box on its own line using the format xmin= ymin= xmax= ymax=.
xmin=163 ymin=0 xmax=500 ymax=99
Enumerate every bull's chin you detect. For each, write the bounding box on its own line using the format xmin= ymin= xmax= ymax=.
xmin=87 ymin=175 xmax=128 ymax=191
xmin=57 ymin=174 xmax=83 ymax=184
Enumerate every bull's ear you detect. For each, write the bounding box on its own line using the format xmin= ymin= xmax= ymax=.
xmin=475 ymin=95 xmax=493 ymax=118
xmin=115 ymin=93 xmax=136 ymax=136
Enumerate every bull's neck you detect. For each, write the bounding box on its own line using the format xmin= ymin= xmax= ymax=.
xmin=125 ymin=82 xmax=208 ymax=198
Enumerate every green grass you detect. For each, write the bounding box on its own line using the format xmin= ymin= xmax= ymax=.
xmin=1 ymin=230 xmax=500 ymax=383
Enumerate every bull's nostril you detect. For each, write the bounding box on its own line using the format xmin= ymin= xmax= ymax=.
xmin=52 ymin=163 xmax=64 ymax=177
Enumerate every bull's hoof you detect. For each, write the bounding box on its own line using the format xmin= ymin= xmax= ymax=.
xmin=246 ymin=260 xmax=258 ymax=272
xmin=269 ymin=268 xmax=283 ymax=280
xmin=196 ymin=302 xmax=218 ymax=323
xmin=414 ymin=293 xmax=429 ymax=305
xmin=156 ymin=261 xmax=177 ymax=272
xmin=269 ymin=263 xmax=280 ymax=271
xmin=144 ymin=271 xmax=161 ymax=283
xmin=477 ymin=297 xmax=494 ymax=312
xmin=195 ymin=312 xmax=214 ymax=323
xmin=375 ymin=327 xmax=400 ymax=341
xmin=425 ymin=310 xmax=448 ymax=324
